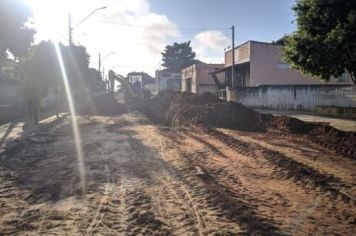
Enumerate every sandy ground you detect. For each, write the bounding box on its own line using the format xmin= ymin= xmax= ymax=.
xmin=0 ymin=112 xmax=58 ymax=153
xmin=0 ymin=111 xmax=355 ymax=235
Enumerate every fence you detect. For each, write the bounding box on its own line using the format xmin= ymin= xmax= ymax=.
xmin=236 ymin=85 xmax=356 ymax=115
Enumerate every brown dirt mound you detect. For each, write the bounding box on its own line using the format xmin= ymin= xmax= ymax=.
xmin=133 ymin=90 xmax=271 ymax=132
xmin=308 ymin=124 xmax=356 ymax=159
xmin=81 ymin=93 xmax=127 ymax=116
xmin=131 ymin=90 xmax=356 ymax=159
xmin=268 ymin=116 xmax=316 ymax=134
xmin=267 ymin=115 xmax=356 ymax=159
xmin=165 ymin=100 xmax=270 ymax=131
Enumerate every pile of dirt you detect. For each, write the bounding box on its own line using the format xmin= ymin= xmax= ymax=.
xmin=165 ymin=101 xmax=270 ymax=131
xmin=131 ymin=90 xmax=355 ymax=159
xmin=80 ymin=93 xmax=127 ymax=116
xmin=309 ymin=124 xmax=356 ymax=159
xmin=267 ymin=116 xmax=356 ymax=159
xmin=133 ymin=90 xmax=271 ymax=132
xmin=268 ymin=116 xmax=316 ymax=134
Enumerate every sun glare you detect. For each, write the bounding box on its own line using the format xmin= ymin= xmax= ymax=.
xmin=26 ymin=0 xmax=89 ymax=41
xmin=54 ymin=41 xmax=87 ymax=197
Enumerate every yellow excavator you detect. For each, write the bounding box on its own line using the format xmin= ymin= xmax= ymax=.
xmin=108 ymin=70 xmax=148 ymax=99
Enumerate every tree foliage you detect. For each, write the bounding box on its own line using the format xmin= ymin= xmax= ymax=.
xmin=88 ymin=68 xmax=106 ymax=92
xmin=0 ymin=0 xmax=35 ymax=64
xmin=161 ymin=41 xmax=196 ymax=72
xmin=23 ymin=41 xmax=91 ymax=97
xmin=23 ymin=41 xmax=60 ymax=96
xmin=272 ymin=35 xmax=288 ymax=46
xmin=283 ymin=0 xmax=356 ymax=83
xmin=61 ymin=44 xmax=90 ymax=89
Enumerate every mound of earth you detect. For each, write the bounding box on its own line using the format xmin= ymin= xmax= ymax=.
xmin=132 ymin=90 xmax=271 ymax=131
xmin=267 ymin=116 xmax=356 ymax=159
xmin=80 ymin=93 xmax=127 ymax=116
xmin=130 ymin=90 xmax=356 ymax=159
xmin=268 ymin=116 xmax=316 ymax=134
xmin=309 ymin=124 xmax=356 ymax=159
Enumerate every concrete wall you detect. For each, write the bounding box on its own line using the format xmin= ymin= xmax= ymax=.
xmin=236 ymin=85 xmax=356 ymax=112
xmin=0 ymin=82 xmax=23 ymax=122
xmin=0 ymin=83 xmax=22 ymax=106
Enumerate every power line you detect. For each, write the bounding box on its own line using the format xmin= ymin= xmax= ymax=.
xmin=91 ymin=18 xmax=229 ymax=31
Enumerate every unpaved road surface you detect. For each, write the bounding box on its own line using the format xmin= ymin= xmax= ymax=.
xmin=0 ymin=112 xmax=355 ymax=235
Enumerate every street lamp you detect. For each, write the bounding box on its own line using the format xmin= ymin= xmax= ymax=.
xmin=102 ymin=52 xmax=117 ymax=60
xmin=68 ymin=6 xmax=107 ymax=45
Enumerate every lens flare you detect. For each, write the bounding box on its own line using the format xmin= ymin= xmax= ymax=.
xmin=54 ymin=43 xmax=86 ymax=196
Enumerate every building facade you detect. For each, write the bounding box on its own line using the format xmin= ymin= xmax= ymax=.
xmin=155 ymin=69 xmax=181 ymax=94
xmin=212 ymin=41 xmax=353 ymax=88
xmin=181 ymin=62 xmax=224 ymax=95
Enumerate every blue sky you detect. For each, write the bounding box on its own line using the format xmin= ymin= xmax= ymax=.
xmin=150 ymin=0 xmax=297 ymax=43
xmin=28 ymin=0 xmax=298 ymax=75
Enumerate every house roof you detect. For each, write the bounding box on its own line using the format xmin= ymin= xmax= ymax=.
xmin=158 ymin=60 xmax=204 ymax=73
xmin=209 ymin=60 xmax=250 ymax=75
xmin=224 ymin=40 xmax=274 ymax=53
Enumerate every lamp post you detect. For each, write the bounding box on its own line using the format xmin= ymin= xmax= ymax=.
xmin=68 ymin=6 xmax=107 ymax=46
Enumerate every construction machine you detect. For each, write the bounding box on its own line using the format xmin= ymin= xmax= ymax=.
xmin=108 ymin=70 xmax=148 ymax=99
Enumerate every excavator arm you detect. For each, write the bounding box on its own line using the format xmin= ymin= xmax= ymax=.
xmin=108 ymin=70 xmax=136 ymax=99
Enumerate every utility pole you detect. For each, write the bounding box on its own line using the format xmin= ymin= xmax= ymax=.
xmin=68 ymin=6 xmax=106 ymax=46
xmin=68 ymin=14 xmax=73 ymax=46
xmin=102 ymin=67 xmax=105 ymax=82
xmin=231 ymin=25 xmax=235 ymax=88
xmin=98 ymin=52 xmax=101 ymax=76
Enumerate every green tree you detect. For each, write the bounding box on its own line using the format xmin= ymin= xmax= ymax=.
xmin=283 ymin=0 xmax=356 ymax=83
xmin=0 ymin=0 xmax=35 ymax=65
xmin=161 ymin=41 xmax=196 ymax=72
xmin=88 ymin=68 xmax=105 ymax=92
xmin=61 ymin=44 xmax=90 ymax=89
xmin=23 ymin=41 xmax=91 ymax=96
xmin=272 ymin=35 xmax=288 ymax=46
xmin=23 ymin=41 xmax=61 ymax=96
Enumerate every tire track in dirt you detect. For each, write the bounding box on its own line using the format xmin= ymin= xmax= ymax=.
xmin=121 ymin=118 xmax=245 ymax=235
xmin=86 ymin=165 xmax=114 ymax=236
xmin=158 ymin=128 xmax=283 ymax=235
xmin=127 ymin=135 xmax=205 ymax=235
xmin=204 ymin=128 xmax=355 ymax=205
xmin=220 ymin=129 xmax=356 ymax=200
xmin=170 ymin=126 xmax=356 ymax=234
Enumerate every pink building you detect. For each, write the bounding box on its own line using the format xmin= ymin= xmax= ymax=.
xmin=181 ymin=62 xmax=224 ymax=95
xmin=211 ymin=41 xmax=353 ymax=88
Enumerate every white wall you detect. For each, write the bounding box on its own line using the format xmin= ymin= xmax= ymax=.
xmin=0 ymin=82 xmax=23 ymax=121
xmin=236 ymin=85 xmax=356 ymax=111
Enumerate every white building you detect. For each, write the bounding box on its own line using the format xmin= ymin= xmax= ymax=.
xmin=155 ymin=69 xmax=181 ymax=94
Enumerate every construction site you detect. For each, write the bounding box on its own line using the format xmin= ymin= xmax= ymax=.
xmin=0 ymin=72 xmax=355 ymax=235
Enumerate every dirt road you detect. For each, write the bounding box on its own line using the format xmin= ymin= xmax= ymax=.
xmin=0 ymin=112 xmax=355 ymax=235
